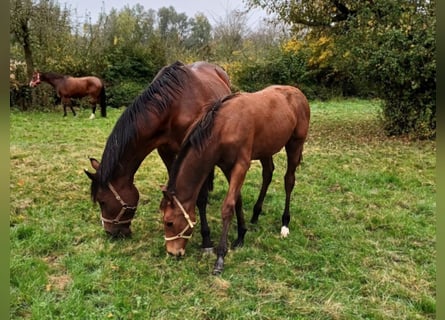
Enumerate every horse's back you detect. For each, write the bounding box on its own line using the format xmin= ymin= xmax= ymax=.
xmin=222 ymin=85 xmax=309 ymax=129
xmin=64 ymin=76 xmax=103 ymax=98
xmin=215 ymin=85 xmax=310 ymax=159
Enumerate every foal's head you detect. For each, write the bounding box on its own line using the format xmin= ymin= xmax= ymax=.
xmin=160 ymin=187 xmax=196 ymax=256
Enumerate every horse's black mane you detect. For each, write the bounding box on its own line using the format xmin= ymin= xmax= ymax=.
xmin=94 ymin=61 xmax=189 ymax=189
xmin=167 ymin=92 xmax=240 ymax=192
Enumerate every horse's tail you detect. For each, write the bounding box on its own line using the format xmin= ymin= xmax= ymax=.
xmin=100 ymin=81 xmax=106 ymax=117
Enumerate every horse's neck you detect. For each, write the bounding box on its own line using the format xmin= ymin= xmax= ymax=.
xmin=105 ymin=111 xmax=168 ymax=183
xmin=41 ymin=74 xmax=64 ymax=89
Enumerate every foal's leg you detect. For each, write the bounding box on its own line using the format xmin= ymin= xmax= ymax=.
xmin=232 ymin=193 xmax=247 ymax=249
xmin=281 ymin=138 xmax=305 ymax=237
xmin=196 ymin=171 xmax=214 ymax=250
xmin=158 ymin=146 xmax=213 ymax=250
xmin=214 ymin=162 xmax=249 ymax=275
xmin=251 ymin=156 xmax=275 ymax=224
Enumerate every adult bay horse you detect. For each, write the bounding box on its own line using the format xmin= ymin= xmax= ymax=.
xmin=160 ymin=85 xmax=310 ymax=275
xmin=29 ymin=71 xmax=106 ymax=118
xmin=84 ymin=61 xmax=231 ymax=244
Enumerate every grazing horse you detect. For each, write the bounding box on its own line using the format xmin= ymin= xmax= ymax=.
xmin=84 ymin=61 xmax=231 ymax=244
xmin=160 ymin=85 xmax=310 ymax=275
xmin=29 ymin=71 xmax=106 ymax=118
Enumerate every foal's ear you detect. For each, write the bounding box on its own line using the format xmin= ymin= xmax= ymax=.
xmin=160 ymin=185 xmax=174 ymax=201
xmin=89 ymin=157 xmax=100 ymax=170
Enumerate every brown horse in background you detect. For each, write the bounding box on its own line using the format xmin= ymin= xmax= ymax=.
xmin=84 ymin=61 xmax=231 ymax=245
xmin=160 ymin=85 xmax=310 ymax=275
xmin=29 ymin=71 xmax=106 ymax=118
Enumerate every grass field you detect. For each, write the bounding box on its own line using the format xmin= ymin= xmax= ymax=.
xmin=10 ymin=100 xmax=436 ymax=319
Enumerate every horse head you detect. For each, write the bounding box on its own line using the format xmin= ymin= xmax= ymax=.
xmin=160 ymin=186 xmax=196 ymax=256
xmin=29 ymin=71 xmax=41 ymax=87
xmin=84 ymin=158 xmax=139 ymax=238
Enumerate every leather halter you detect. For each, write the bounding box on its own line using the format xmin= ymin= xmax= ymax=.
xmin=29 ymin=72 xmax=41 ymax=87
xmin=101 ymin=183 xmax=137 ymax=225
xmin=164 ymin=196 xmax=196 ymax=241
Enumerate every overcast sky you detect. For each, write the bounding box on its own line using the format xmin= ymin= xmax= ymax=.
xmin=64 ymin=0 xmax=269 ymax=28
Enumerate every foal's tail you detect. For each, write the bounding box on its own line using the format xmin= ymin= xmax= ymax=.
xmin=100 ymin=81 xmax=107 ymax=117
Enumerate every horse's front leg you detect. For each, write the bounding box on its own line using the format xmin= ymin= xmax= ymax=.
xmin=70 ymin=105 xmax=76 ymax=116
xmin=196 ymin=171 xmax=214 ymax=251
xmin=62 ymin=97 xmax=75 ymax=116
xmin=61 ymin=97 xmax=68 ymax=117
xmin=232 ymin=194 xmax=247 ymax=249
xmin=89 ymin=103 xmax=96 ymax=119
xmin=213 ymin=162 xmax=249 ymax=275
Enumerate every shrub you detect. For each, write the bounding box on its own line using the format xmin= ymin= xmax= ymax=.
xmin=106 ymin=81 xmax=147 ymax=108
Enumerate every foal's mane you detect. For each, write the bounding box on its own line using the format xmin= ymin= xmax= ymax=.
xmin=95 ymin=61 xmax=189 ymax=189
xmin=167 ymin=93 xmax=239 ymax=192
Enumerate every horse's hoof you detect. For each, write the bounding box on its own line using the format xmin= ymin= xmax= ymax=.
xmin=212 ymin=257 xmax=224 ymax=275
xmin=231 ymin=239 xmax=244 ymax=249
xmin=212 ymin=268 xmax=223 ymax=276
xmin=89 ymin=114 xmax=95 ymax=120
xmin=201 ymin=247 xmax=214 ymax=255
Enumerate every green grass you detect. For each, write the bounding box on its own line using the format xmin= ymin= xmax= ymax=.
xmin=10 ymin=100 xmax=436 ymax=319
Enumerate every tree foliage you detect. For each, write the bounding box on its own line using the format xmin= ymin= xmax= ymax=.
xmin=10 ymin=0 xmax=435 ymax=138
xmin=246 ymin=0 xmax=436 ymax=138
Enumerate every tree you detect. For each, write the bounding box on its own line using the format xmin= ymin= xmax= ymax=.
xmin=185 ymin=14 xmax=212 ymax=50
xmin=245 ymin=0 xmax=436 ymax=138
xmin=10 ymin=0 xmax=35 ymax=79
xmin=212 ymin=9 xmax=250 ymax=61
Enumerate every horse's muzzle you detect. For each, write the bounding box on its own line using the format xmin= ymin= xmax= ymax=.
xmin=105 ymin=226 xmax=132 ymax=238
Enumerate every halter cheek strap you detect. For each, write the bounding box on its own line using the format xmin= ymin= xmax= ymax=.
xmin=164 ymin=196 xmax=196 ymax=241
xmin=101 ymin=183 xmax=137 ymax=225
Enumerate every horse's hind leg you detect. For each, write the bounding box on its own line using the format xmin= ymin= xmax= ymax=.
xmin=281 ymin=138 xmax=305 ymax=238
xmin=251 ymin=156 xmax=274 ymax=224
xmin=89 ymin=103 xmax=96 ymax=119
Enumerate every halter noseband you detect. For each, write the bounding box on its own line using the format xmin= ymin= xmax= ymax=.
xmin=164 ymin=196 xmax=196 ymax=241
xmin=29 ymin=72 xmax=41 ymax=87
xmin=101 ymin=183 xmax=137 ymax=225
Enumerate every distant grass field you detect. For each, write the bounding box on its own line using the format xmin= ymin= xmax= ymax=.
xmin=10 ymin=100 xmax=436 ymax=319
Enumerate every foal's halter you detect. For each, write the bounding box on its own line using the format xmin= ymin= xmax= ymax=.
xmin=164 ymin=196 xmax=196 ymax=241
xmin=101 ymin=183 xmax=137 ymax=225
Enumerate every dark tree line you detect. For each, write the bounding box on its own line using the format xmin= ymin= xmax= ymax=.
xmin=10 ymin=0 xmax=436 ymax=138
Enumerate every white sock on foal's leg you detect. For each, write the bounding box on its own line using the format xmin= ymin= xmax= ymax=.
xmin=280 ymin=226 xmax=290 ymax=238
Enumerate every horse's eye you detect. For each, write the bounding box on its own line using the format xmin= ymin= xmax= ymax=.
xmin=166 ymin=222 xmax=173 ymax=228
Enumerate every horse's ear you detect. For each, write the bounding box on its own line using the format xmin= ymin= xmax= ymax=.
xmin=160 ymin=185 xmax=174 ymax=201
xmin=89 ymin=157 xmax=100 ymax=170
xmin=84 ymin=169 xmax=95 ymax=181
